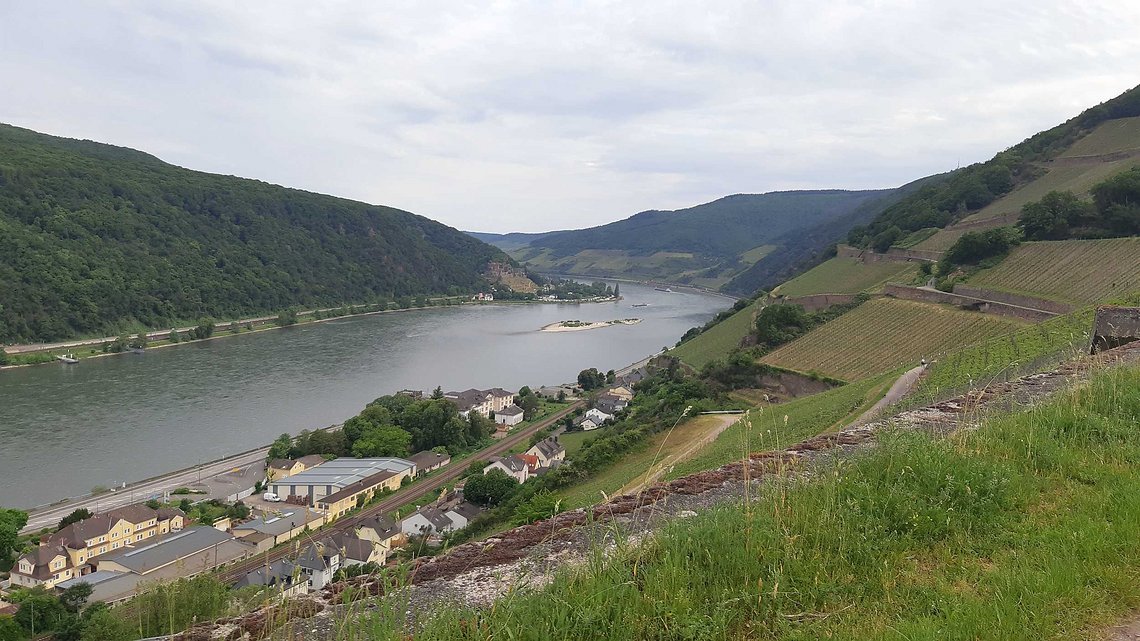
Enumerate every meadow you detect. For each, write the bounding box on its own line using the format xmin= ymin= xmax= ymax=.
xmin=671 ymin=298 xmax=760 ymax=369
xmin=775 ymin=257 xmax=917 ymax=297
xmin=760 ymin=297 xmax=1023 ymax=381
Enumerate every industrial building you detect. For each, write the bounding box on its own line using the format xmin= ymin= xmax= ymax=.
xmin=267 ymin=457 xmax=415 ymax=507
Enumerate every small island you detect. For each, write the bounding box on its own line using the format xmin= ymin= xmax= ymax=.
xmin=540 ymin=318 xmax=642 ymax=333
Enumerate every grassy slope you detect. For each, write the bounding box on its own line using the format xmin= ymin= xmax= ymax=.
xmin=666 ymin=371 xmax=897 ymax=480
xmin=555 ymin=414 xmax=741 ymax=510
xmin=776 ymin=257 xmax=918 ymax=297
xmin=363 ymin=368 xmax=1140 ymax=641
xmin=760 ymin=298 xmax=1024 ymax=381
xmin=671 ymin=298 xmax=761 ymax=369
xmin=967 ymin=237 xmax=1140 ymax=305
xmin=914 ymin=116 xmax=1140 ymax=252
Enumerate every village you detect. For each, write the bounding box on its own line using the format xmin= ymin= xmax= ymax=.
xmin=1 ymin=370 xmax=646 ymax=607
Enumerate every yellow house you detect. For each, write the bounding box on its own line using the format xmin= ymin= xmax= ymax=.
xmin=608 ymin=386 xmax=635 ymax=401
xmin=316 ymin=470 xmax=403 ymax=521
xmin=10 ymin=506 xmax=185 ymax=589
xmin=267 ymin=458 xmax=305 ymax=481
xmin=354 ymin=515 xmax=405 ymax=558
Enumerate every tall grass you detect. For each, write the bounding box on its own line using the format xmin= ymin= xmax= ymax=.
xmin=344 ymin=365 xmax=1140 ymax=640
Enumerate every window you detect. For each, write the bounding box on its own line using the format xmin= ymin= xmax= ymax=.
xmin=112 ymin=542 xmax=119 ymax=549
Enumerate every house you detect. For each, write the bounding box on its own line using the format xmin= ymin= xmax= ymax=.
xmin=409 ymin=451 xmax=451 ymax=477
xmin=574 ymin=415 xmax=600 ymax=431
xmin=315 ymin=470 xmax=399 ymax=521
xmin=94 ymin=526 xmax=248 ymax=576
xmin=295 ymin=454 xmax=329 ymax=470
xmin=11 ymin=506 xmax=185 ymax=589
xmin=472 ymin=292 xmax=494 ymax=301
xmin=526 ymin=437 xmax=566 ymax=469
xmin=594 ymin=396 xmax=625 ymax=416
xmin=268 ymin=457 xmax=415 ymax=507
xmin=231 ymin=509 xmax=326 ymax=551
xmin=354 ymin=515 xmax=405 ymax=557
xmin=323 ymin=532 xmax=385 ymax=568
xmin=233 ymin=558 xmax=304 ymax=598
xmin=296 ymin=542 xmax=340 ymax=591
xmin=495 ymin=404 xmax=525 ymax=426
xmin=444 ymin=388 xmax=516 ymax=418
xmin=484 ymin=455 xmax=530 ymax=483
xmin=267 ymin=459 xmax=305 ymax=480
xmin=608 ymin=386 xmax=635 ymax=401
xmin=396 ymin=389 xmax=424 ymax=399
xmin=620 ymin=368 xmax=648 ymax=386
xmin=400 ymin=506 xmax=455 ymax=537
xmin=585 ymin=408 xmax=614 ymax=425
xmin=442 ymin=502 xmax=483 ymax=530
xmin=536 ymin=385 xmax=575 ymax=400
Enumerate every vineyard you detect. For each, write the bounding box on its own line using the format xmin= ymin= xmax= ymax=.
xmin=672 ymin=298 xmax=760 ymax=369
xmin=776 ymin=257 xmax=918 ymax=297
xmin=759 ymin=298 xmax=1024 ymax=381
xmin=905 ymin=307 xmax=1096 ymax=407
xmin=967 ymin=238 xmax=1140 ymax=305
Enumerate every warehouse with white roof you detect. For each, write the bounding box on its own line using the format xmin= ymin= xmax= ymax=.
xmin=267 ymin=457 xmax=415 ymax=507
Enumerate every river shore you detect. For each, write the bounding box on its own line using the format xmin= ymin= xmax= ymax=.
xmin=0 ymin=296 xmax=623 ymax=371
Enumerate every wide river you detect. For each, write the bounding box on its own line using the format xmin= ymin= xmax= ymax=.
xmin=0 ymin=282 xmax=729 ymax=508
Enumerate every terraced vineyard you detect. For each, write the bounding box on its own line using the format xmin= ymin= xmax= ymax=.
xmin=776 ymin=257 xmax=918 ymax=297
xmin=967 ymin=238 xmax=1140 ymax=305
xmin=906 ymin=307 xmax=1096 ymax=407
xmin=759 ymin=298 xmax=1024 ymax=381
xmin=672 ymin=298 xmax=761 ymax=369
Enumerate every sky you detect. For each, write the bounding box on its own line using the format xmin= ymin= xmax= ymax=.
xmin=1 ymin=2 xmax=1139 ymax=233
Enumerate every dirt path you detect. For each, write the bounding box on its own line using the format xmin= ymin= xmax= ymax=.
xmin=618 ymin=413 xmax=742 ymax=496
xmin=850 ymin=364 xmax=926 ymax=426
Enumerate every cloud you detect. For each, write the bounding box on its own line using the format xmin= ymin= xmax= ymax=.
xmin=1 ymin=1 xmax=1138 ymax=232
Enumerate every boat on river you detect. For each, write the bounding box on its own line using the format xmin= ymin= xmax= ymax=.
xmin=56 ymin=354 xmax=79 ymax=364
xmin=631 ymin=303 xmax=649 ymax=307
xmin=654 ymin=287 xmax=673 ymax=293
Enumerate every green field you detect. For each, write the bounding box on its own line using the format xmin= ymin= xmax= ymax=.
xmin=760 ymin=298 xmax=1024 ymax=381
xmin=967 ymin=237 xmax=1140 ymax=305
xmin=558 ymin=430 xmax=596 ymax=458
xmin=776 ymin=257 xmax=918 ymax=297
xmin=665 ymin=371 xmax=896 ymax=480
xmin=1060 ymin=115 xmax=1140 ymax=156
xmin=671 ymin=298 xmax=761 ymax=369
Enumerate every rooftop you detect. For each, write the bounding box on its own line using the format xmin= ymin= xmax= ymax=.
xmin=98 ymin=526 xmax=235 ymax=575
xmin=318 ymin=470 xmax=396 ymax=504
xmin=233 ymin=509 xmax=320 ymax=536
xmin=269 ymin=457 xmax=414 ymax=488
xmin=409 ymin=450 xmax=451 ymax=469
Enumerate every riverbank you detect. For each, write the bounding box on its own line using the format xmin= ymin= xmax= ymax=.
xmin=0 ymin=296 xmax=626 ymax=371
xmin=540 ymin=318 xmax=642 ymax=332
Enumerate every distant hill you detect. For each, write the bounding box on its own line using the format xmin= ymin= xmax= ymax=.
xmin=483 ymin=189 xmax=898 ymax=290
xmin=0 ymin=124 xmax=508 ymax=343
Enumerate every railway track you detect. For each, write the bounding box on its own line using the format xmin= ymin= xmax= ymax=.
xmin=219 ymin=401 xmax=582 ymax=583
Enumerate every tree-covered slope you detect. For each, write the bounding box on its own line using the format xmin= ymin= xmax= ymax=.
xmin=0 ymin=124 xmax=507 ymax=342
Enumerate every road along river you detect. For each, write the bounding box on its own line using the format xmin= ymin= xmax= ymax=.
xmin=0 ymin=281 xmax=729 ymax=508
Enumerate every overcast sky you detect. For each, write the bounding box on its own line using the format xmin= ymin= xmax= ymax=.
xmin=2 ymin=2 xmax=1138 ymax=233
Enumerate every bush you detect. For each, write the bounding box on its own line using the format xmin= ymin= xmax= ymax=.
xmin=938 ymin=226 xmax=1021 ymax=273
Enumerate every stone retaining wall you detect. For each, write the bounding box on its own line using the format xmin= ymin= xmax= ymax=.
xmin=1092 ymin=306 xmax=1140 ymax=353
xmin=835 ymin=244 xmax=940 ymax=264
xmin=882 ymin=284 xmax=1056 ymax=322
xmin=953 ymin=285 xmax=1074 ymax=315
xmin=776 ymin=293 xmax=857 ymax=312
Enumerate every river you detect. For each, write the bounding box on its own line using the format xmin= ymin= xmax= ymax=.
xmin=0 ymin=282 xmax=729 ymax=508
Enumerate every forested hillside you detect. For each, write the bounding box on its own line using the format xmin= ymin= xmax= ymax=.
xmin=0 ymin=124 xmax=507 ymax=343
xmin=492 ymin=189 xmax=896 ymax=289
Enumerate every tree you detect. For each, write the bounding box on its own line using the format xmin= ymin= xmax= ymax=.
xmin=59 ymin=583 xmax=93 ymax=614
xmin=178 ymin=499 xmax=193 ymax=512
xmin=464 ymin=469 xmax=519 ymax=506
xmin=351 ymin=424 xmax=412 ymax=458
xmin=577 ymin=368 xmax=605 ymax=391
xmin=1018 ymin=191 xmax=1090 ymax=240
xmin=167 ymin=328 xmax=181 ymax=344
xmin=78 ymin=605 xmax=132 ymax=641
xmin=275 ymin=309 xmax=297 ymax=327
xmin=754 ymin=304 xmax=811 ymax=349
xmin=57 ymin=508 xmax=92 ymax=531
xmin=557 ymin=389 xmax=566 ymax=402
xmin=518 ymin=386 xmax=531 ymax=398
xmin=0 ymin=349 xmax=9 ymax=366
xmin=132 ymin=332 xmax=148 ymax=349
xmin=606 ymin=369 xmax=616 ymax=384
xmin=144 ymin=499 xmax=161 ymax=510
xmin=13 ymin=588 xmax=68 ymax=635
xmin=267 ymin=433 xmax=293 ymax=460
xmin=1 ymin=507 xmax=29 ymax=564
xmin=431 ymin=386 xmax=444 ymax=399
xmin=518 ymin=394 xmax=541 ymax=421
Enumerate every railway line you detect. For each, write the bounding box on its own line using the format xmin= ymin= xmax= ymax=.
xmin=218 ymin=401 xmax=583 ymax=583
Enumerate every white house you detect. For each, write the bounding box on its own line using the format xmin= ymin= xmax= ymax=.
xmin=443 ymin=502 xmax=483 ymax=530
xmin=585 ymin=408 xmax=614 ymax=425
xmin=574 ymin=416 xmax=600 ymax=431
xmin=484 ymin=455 xmax=530 ymax=483
xmin=296 ymin=542 xmax=340 ymax=591
xmin=526 ymin=437 xmax=566 ymax=469
xmin=400 ymin=507 xmax=455 ymax=536
xmin=495 ymin=404 xmax=525 ymax=426
xmin=445 ymin=388 xmax=516 ymax=418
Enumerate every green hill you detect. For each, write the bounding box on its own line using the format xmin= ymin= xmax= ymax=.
xmin=775 ymin=257 xmax=919 ymax=297
xmin=492 ymin=189 xmax=897 ymax=289
xmin=964 ymin=237 xmax=1140 ymax=305
xmin=0 ymin=124 xmax=507 ymax=342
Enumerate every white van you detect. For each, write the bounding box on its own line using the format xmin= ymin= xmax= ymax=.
xmin=262 ymin=491 xmax=281 ymax=502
